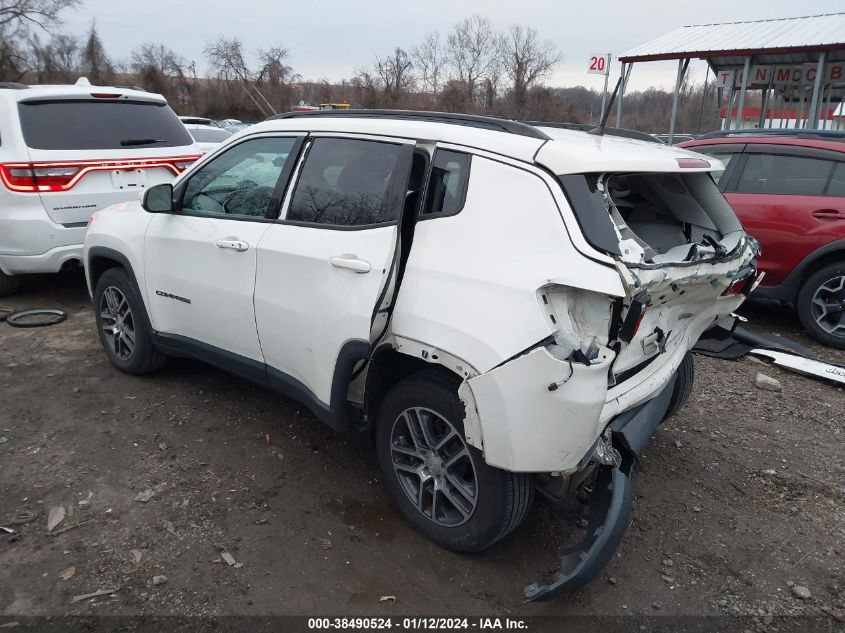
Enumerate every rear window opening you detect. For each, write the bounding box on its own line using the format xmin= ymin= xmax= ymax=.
xmin=18 ymin=100 xmax=193 ymax=150
xmin=560 ymin=171 xmax=744 ymax=267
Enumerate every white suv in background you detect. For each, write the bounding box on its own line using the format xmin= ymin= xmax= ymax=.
xmin=83 ymin=111 xmax=757 ymax=600
xmin=0 ymin=80 xmax=200 ymax=296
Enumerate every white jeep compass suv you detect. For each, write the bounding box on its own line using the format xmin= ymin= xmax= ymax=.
xmin=83 ymin=110 xmax=757 ymax=600
xmin=0 ymin=80 xmax=200 ymax=295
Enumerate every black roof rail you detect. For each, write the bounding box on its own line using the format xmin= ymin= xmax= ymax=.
xmin=269 ymin=109 xmax=551 ymax=140
xmin=698 ymin=128 xmax=845 ymax=141
xmin=523 ymin=121 xmax=662 ymax=144
xmin=0 ymin=82 xmax=29 ymax=90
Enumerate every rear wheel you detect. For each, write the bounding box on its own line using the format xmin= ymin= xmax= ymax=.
xmin=93 ymin=268 xmax=167 ymax=374
xmin=797 ymin=262 xmax=845 ymax=350
xmin=663 ymin=351 xmax=694 ymax=421
xmin=0 ymin=271 xmax=19 ymax=297
xmin=375 ymin=370 xmax=533 ymax=552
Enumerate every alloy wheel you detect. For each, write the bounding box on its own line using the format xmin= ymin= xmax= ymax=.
xmin=100 ymin=286 xmax=136 ymax=360
xmin=810 ymin=275 xmax=845 ymax=337
xmin=389 ymin=407 xmax=478 ymax=527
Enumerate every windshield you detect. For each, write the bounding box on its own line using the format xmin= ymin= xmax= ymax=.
xmin=190 ymin=128 xmax=232 ymax=143
xmin=18 ymin=100 xmax=193 ymax=150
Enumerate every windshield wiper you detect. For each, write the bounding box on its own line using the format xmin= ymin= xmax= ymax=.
xmin=120 ymin=138 xmax=167 ymax=146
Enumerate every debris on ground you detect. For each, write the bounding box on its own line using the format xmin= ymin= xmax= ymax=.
xmin=163 ymin=520 xmax=176 ymax=534
xmin=8 ymin=510 xmax=38 ymax=526
xmin=50 ymin=518 xmax=95 ymax=536
xmin=0 ymin=436 xmax=8 ymax=445
xmin=70 ymin=589 xmax=116 ymax=604
xmin=130 ymin=549 xmax=143 ymax=564
xmin=217 ymin=545 xmax=237 ymax=567
xmin=755 ymin=373 xmax=782 ymax=392
xmin=318 ymin=538 xmax=332 ymax=550
xmin=46 ymin=506 xmax=65 ymax=533
xmin=58 ymin=566 xmax=76 ymax=581
xmin=379 ymin=595 xmax=396 ymax=604
xmin=152 ymin=575 xmax=167 ymax=586
xmin=791 ymin=585 xmax=812 ymax=600
xmin=133 ymin=490 xmax=155 ymax=503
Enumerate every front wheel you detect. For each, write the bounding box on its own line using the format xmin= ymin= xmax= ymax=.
xmin=375 ymin=370 xmax=533 ymax=553
xmin=93 ymin=268 xmax=167 ymax=374
xmin=797 ymin=262 xmax=845 ymax=350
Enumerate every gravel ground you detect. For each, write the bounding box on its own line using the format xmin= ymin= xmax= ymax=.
xmin=0 ymin=271 xmax=842 ymax=627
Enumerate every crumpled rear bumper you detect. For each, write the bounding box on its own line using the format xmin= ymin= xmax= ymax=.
xmin=523 ymin=373 xmax=676 ymax=601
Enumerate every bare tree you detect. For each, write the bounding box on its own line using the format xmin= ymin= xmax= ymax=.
xmin=375 ymin=47 xmax=414 ymax=104
xmin=81 ymin=22 xmax=114 ymax=84
xmin=413 ymin=32 xmax=446 ymax=96
xmin=131 ymin=43 xmax=184 ymax=97
xmin=446 ymin=14 xmax=498 ymax=107
xmin=205 ymin=37 xmax=271 ymax=117
xmin=257 ymin=47 xmax=296 ymax=86
xmin=30 ymin=32 xmax=78 ymax=82
xmin=0 ymin=0 xmax=80 ymax=33
xmin=500 ymin=25 xmax=560 ymax=114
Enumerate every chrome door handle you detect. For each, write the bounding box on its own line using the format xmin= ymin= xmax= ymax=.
xmin=215 ymin=239 xmax=249 ymax=251
xmin=329 ymin=256 xmax=371 ymax=273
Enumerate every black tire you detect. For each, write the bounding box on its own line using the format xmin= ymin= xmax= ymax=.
xmin=663 ymin=351 xmax=694 ymax=422
xmin=93 ymin=268 xmax=167 ymax=374
xmin=797 ymin=262 xmax=845 ymax=350
xmin=0 ymin=271 xmax=19 ymax=298
xmin=375 ymin=369 xmax=533 ymax=553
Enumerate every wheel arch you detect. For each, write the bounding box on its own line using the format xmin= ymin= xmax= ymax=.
xmin=364 ymin=346 xmax=463 ymax=425
xmin=758 ymin=239 xmax=845 ymax=304
xmin=87 ymin=247 xmax=142 ymax=296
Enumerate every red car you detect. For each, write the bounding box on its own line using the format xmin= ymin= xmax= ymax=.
xmin=680 ymin=133 xmax=845 ymax=349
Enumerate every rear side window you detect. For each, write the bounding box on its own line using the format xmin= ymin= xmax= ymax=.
xmin=421 ymin=150 xmax=470 ymax=217
xmin=18 ymin=100 xmax=193 ymax=150
xmin=286 ymin=138 xmax=407 ymax=227
xmin=735 ymin=153 xmax=834 ymax=196
xmin=827 ymin=163 xmax=845 ymax=197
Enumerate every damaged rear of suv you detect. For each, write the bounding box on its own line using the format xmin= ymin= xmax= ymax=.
xmin=84 ymin=111 xmax=756 ymax=601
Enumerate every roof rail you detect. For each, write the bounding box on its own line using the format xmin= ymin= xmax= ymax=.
xmin=0 ymin=82 xmax=29 ymax=90
xmin=269 ymin=109 xmax=551 ymax=140
xmin=698 ymin=128 xmax=845 ymax=141
xmin=524 ymin=121 xmax=662 ymax=144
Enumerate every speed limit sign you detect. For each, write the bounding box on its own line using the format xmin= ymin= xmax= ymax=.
xmin=588 ymin=54 xmax=609 ymax=75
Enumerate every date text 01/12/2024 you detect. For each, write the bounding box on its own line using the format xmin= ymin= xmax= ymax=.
xmin=307 ymin=617 xmax=529 ymax=630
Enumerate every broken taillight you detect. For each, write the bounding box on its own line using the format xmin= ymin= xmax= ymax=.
xmin=0 ymin=156 xmax=201 ymax=193
xmin=618 ymin=294 xmax=649 ymax=343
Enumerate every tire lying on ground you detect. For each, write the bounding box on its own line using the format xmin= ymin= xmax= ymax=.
xmin=6 ymin=309 xmax=67 ymax=328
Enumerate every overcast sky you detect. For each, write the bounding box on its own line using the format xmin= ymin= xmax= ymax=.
xmin=62 ymin=0 xmax=844 ymax=92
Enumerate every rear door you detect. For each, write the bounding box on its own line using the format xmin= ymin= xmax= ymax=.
xmin=144 ymin=134 xmax=303 ymax=367
xmin=17 ymin=97 xmax=198 ymax=226
xmin=723 ymin=145 xmax=844 ymax=285
xmin=254 ymin=134 xmax=414 ymax=409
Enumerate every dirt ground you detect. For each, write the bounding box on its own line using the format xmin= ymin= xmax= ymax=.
xmin=0 ymin=270 xmax=843 ymax=626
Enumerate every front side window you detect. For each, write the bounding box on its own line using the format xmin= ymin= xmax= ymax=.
xmin=181 ymin=137 xmax=297 ymax=219
xmin=285 ymin=138 xmax=406 ymax=227
xmin=421 ymin=150 xmax=471 ymax=216
xmin=735 ymin=153 xmax=834 ymax=196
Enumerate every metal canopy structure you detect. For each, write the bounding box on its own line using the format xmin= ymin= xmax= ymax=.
xmin=617 ymin=13 xmax=845 ymax=141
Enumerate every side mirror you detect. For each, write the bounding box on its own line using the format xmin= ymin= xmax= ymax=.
xmin=142 ymin=183 xmax=174 ymax=213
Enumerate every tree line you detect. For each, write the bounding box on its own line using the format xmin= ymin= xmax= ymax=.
xmin=0 ymin=0 xmax=724 ymax=132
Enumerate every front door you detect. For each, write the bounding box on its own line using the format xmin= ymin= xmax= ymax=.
xmin=254 ymin=135 xmax=415 ymax=409
xmin=144 ymin=135 xmax=303 ymax=364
